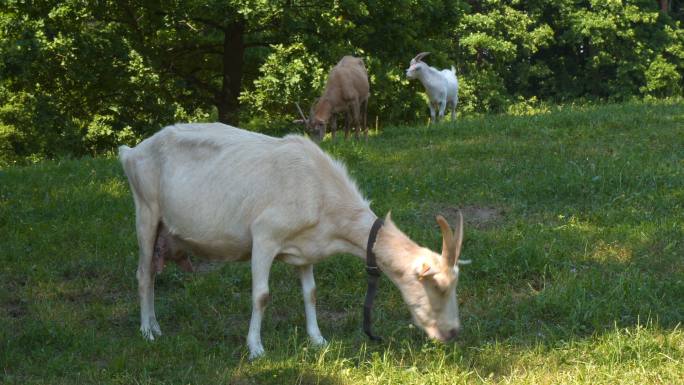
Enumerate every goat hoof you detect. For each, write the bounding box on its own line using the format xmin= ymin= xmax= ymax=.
xmin=141 ymin=318 xmax=162 ymax=340
xmin=248 ymin=345 xmax=266 ymax=360
xmin=310 ymin=335 xmax=328 ymax=347
xmin=141 ymin=326 xmax=156 ymax=341
xmin=150 ymin=319 xmax=162 ymax=336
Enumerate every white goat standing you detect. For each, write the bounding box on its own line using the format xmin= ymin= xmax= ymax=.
xmin=119 ymin=123 xmax=469 ymax=359
xmin=406 ymin=52 xmax=459 ymax=124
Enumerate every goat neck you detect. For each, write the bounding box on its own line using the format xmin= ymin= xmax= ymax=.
xmin=312 ymin=98 xmax=334 ymax=124
xmin=415 ymin=65 xmax=447 ymax=99
xmin=328 ymin=211 xmax=425 ymax=282
xmin=326 ymin=211 xmax=421 ymax=283
xmin=323 ymin=208 xmax=378 ymax=259
xmin=369 ymin=216 xmax=424 ymax=281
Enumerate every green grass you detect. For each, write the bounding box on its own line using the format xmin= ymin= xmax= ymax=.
xmin=1 ymin=100 xmax=683 ymax=384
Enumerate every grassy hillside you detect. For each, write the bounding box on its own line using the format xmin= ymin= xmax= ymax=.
xmin=1 ymin=101 xmax=683 ymax=384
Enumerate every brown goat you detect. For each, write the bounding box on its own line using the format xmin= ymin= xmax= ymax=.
xmin=296 ymin=56 xmax=369 ymax=140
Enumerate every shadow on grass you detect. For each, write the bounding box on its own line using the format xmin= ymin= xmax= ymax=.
xmin=230 ymin=367 xmax=345 ymax=385
xmin=1 ymin=102 xmax=682 ymax=382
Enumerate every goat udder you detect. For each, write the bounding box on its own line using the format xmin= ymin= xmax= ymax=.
xmin=153 ymin=232 xmax=195 ymax=273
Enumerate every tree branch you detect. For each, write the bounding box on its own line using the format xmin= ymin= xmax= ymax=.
xmin=166 ymin=43 xmax=224 ymax=56
xmin=244 ymin=41 xmax=278 ymax=48
xmin=163 ymin=66 xmax=220 ymax=97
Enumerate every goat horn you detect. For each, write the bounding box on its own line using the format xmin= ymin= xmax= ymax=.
xmin=295 ymin=102 xmax=308 ymax=121
xmin=436 ymin=215 xmax=455 ymax=266
xmin=413 ymin=52 xmax=430 ymax=62
xmin=452 ymin=211 xmax=464 ymax=266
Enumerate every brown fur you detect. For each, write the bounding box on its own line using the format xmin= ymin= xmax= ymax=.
xmin=258 ymin=293 xmax=271 ymax=310
xmin=307 ymin=56 xmax=370 ymax=140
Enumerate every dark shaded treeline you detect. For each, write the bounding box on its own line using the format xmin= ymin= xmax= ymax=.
xmin=1 ymin=0 xmax=683 ymax=161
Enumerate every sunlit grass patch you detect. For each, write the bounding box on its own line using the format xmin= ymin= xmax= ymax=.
xmin=1 ymin=100 xmax=683 ymax=384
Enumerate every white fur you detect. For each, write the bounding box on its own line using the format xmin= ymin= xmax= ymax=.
xmin=406 ymin=54 xmax=459 ymax=124
xmin=119 ymin=123 xmax=465 ymax=359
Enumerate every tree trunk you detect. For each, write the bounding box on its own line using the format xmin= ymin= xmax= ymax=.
xmin=217 ymin=20 xmax=245 ymax=125
xmin=659 ymin=0 xmax=669 ymax=12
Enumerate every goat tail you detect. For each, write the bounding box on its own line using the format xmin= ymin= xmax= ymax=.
xmin=118 ymin=145 xmax=135 ymax=171
xmin=118 ymin=145 xmax=132 ymax=161
xmin=450 ymin=65 xmax=456 ymax=74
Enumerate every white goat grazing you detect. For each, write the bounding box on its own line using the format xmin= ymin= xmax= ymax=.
xmin=119 ymin=123 xmax=469 ymax=359
xmin=296 ymin=55 xmax=369 ymax=140
xmin=406 ymin=52 xmax=459 ymax=124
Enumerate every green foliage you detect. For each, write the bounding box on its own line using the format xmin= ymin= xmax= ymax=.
xmin=1 ymin=101 xmax=683 ymax=383
xmin=455 ymin=3 xmax=554 ymax=112
xmin=1 ymin=0 xmax=684 ymax=160
xmin=0 ymin=0 xmax=214 ymax=161
xmin=642 ymin=54 xmax=683 ymax=96
xmin=240 ymin=43 xmax=327 ymax=125
xmin=528 ymin=0 xmax=684 ymax=100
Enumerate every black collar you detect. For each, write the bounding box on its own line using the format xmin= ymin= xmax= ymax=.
xmin=363 ymin=217 xmax=384 ymax=341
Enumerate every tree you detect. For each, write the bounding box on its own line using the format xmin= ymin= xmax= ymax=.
xmin=1 ymin=0 xmax=683 ymax=162
xmin=103 ymin=1 xmax=270 ymax=126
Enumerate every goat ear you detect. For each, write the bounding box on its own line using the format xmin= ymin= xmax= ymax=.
xmin=293 ymin=119 xmax=306 ymax=124
xmin=415 ymin=261 xmax=438 ymax=281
